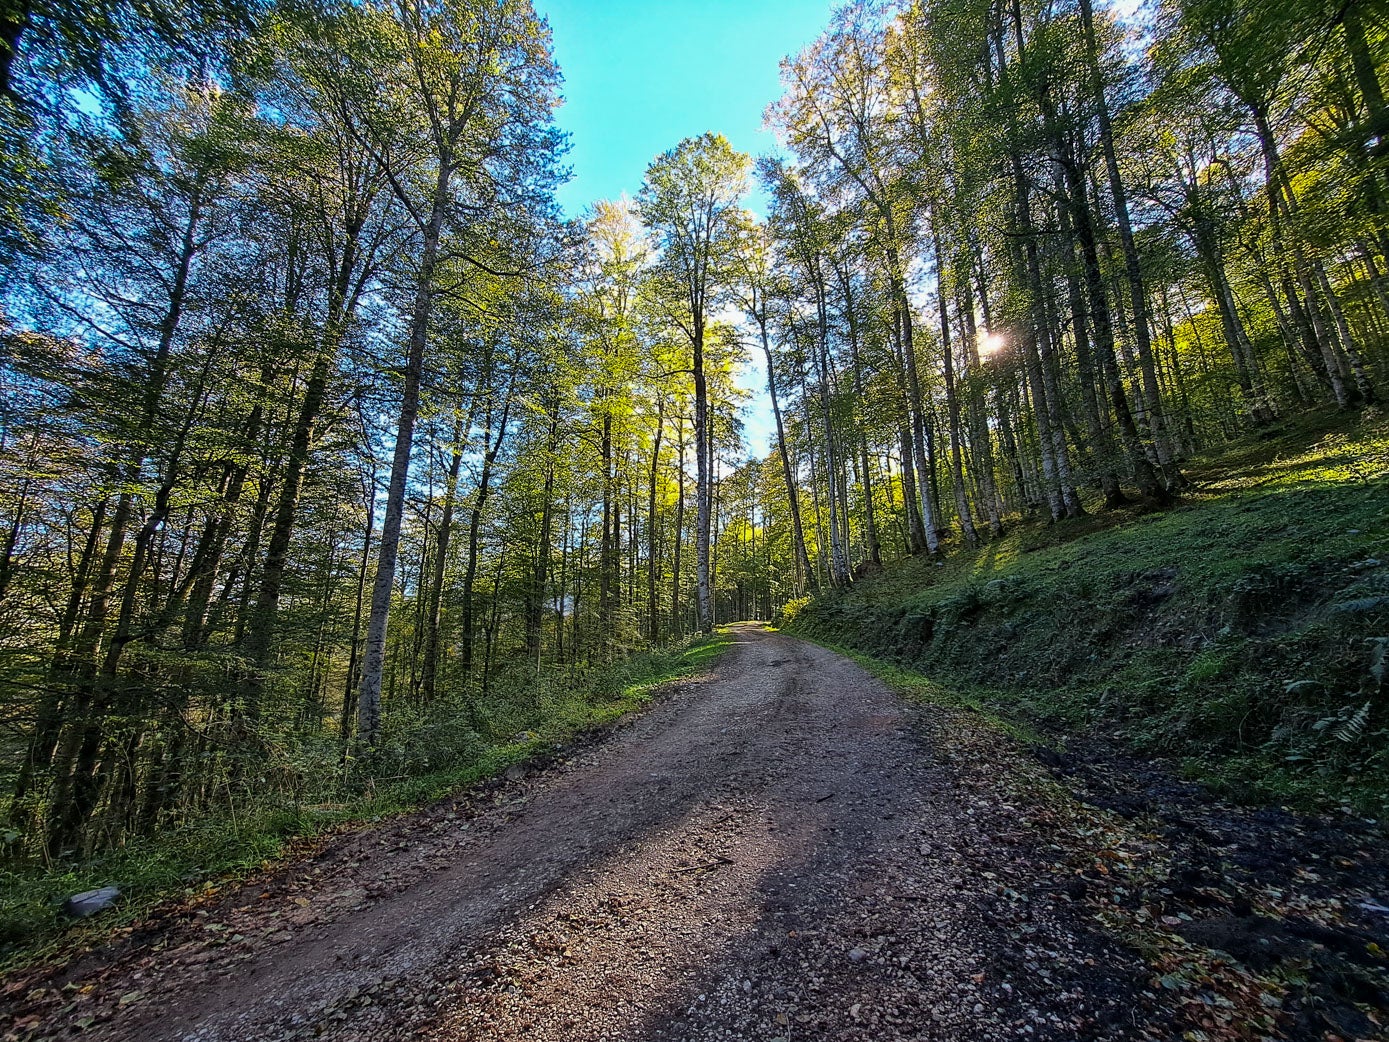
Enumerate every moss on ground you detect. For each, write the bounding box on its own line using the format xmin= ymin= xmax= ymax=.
xmin=785 ymin=409 xmax=1389 ymax=815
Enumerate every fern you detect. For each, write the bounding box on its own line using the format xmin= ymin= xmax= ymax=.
xmin=1368 ymin=637 xmax=1388 ymax=689
xmin=1332 ymin=702 xmax=1372 ymax=744
xmin=1330 ymin=596 xmax=1389 ymax=615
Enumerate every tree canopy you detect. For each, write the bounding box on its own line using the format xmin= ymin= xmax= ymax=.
xmin=0 ymin=0 xmax=1385 ymax=862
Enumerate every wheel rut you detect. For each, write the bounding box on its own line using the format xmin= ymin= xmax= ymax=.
xmin=7 ymin=625 xmax=1160 ymax=1041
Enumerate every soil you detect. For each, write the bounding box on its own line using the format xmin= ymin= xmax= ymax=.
xmin=2 ymin=625 xmax=1386 ymax=1041
xmin=1034 ymin=739 xmax=1389 ymax=1040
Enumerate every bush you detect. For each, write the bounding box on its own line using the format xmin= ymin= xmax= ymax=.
xmin=776 ymin=595 xmax=814 ymax=627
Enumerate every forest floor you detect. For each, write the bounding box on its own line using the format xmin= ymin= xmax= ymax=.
xmin=3 ymin=624 xmax=1386 ymax=1041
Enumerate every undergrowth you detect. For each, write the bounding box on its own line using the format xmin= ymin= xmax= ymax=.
xmin=0 ymin=632 xmax=731 ymax=969
xmin=785 ymin=409 xmax=1389 ymax=816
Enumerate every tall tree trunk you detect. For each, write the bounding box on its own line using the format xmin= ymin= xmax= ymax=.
xmin=357 ymin=165 xmax=452 ymax=747
xmin=1054 ymin=172 xmax=1125 ymax=506
xmin=339 ymin=475 xmax=377 ymax=758
xmin=1315 ymin=261 xmax=1376 ymax=402
xmin=1342 ymin=2 xmax=1389 ymax=159
xmin=899 ymin=288 xmax=941 ymax=555
xmin=1055 ymin=149 xmax=1167 ymax=505
xmin=526 ymin=406 xmax=559 ymax=662
xmin=646 ymin=397 xmax=665 ymax=643
xmin=834 ymin=260 xmax=883 ymax=565
xmin=693 ymin=316 xmax=714 ymax=634
xmin=1078 ymin=0 xmax=1177 ymax=485
xmin=598 ymin=403 xmax=614 ymax=646
xmin=930 ymin=216 xmax=978 ymax=546
xmin=419 ymin=411 xmax=467 ymax=703
xmin=1011 ymin=156 xmax=1081 ymax=518
xmin=460 ymin=390 xmax=514 ymax=674
xmin=673 ymin=415 xmax=685 ymax=638
xmin=959 ymin=256 xmax=1003 ymax=536
xmin=759 ymin=318 xmax=814 ymax=589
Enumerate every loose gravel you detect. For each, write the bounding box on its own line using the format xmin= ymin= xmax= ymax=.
xmin=3 ymin=626 xmax=1237 ymax=1041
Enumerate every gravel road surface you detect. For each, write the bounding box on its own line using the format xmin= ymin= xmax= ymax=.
xmin=8 ymin=626 xmax=1190 ymax=1040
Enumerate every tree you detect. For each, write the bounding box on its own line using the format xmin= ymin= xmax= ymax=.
xmin=638 ymin=133 xmax=750 ymax=635
xmin=348 ymin=0 xmax=564 ymax=747
xmin=729 ymin=209 xmax=815 ymax=592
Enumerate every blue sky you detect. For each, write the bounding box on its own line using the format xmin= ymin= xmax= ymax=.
xmin=535 ymin=0 xmax=836 ymax=456
xmin=536 ymin=0 xmax=836 ymax=219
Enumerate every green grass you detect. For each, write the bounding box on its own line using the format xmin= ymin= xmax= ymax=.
xmin=786 ymin=409 xmax=1389 ymax=815
xmin=0 ymin=632 xmax=732 ymax=971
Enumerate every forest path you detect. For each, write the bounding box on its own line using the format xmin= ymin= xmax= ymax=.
xmin=17 ymin=625 xmax=1159 ymax=1041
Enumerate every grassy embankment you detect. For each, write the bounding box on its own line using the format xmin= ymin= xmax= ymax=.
xmin=784 ymin=410 xmax=1389 ymax=814
xmin=0 ymin=632 xmax=732 ymax=967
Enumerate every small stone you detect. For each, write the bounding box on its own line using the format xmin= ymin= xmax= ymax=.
xmin=848 ymin=947 xmax=869 ymax=963
xmin=63 ymin=886 xmax=120 ymax=918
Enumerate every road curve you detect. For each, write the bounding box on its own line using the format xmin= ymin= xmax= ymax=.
xmin=21 ymin=624 xmax=1150 ymax=1042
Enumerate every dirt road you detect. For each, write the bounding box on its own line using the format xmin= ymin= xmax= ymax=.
xmin=13 ymin=624 xmax=1383 ymax=1041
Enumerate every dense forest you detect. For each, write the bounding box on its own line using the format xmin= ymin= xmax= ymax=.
xmin=0 ymin=0 xmax=1384 ymax=868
